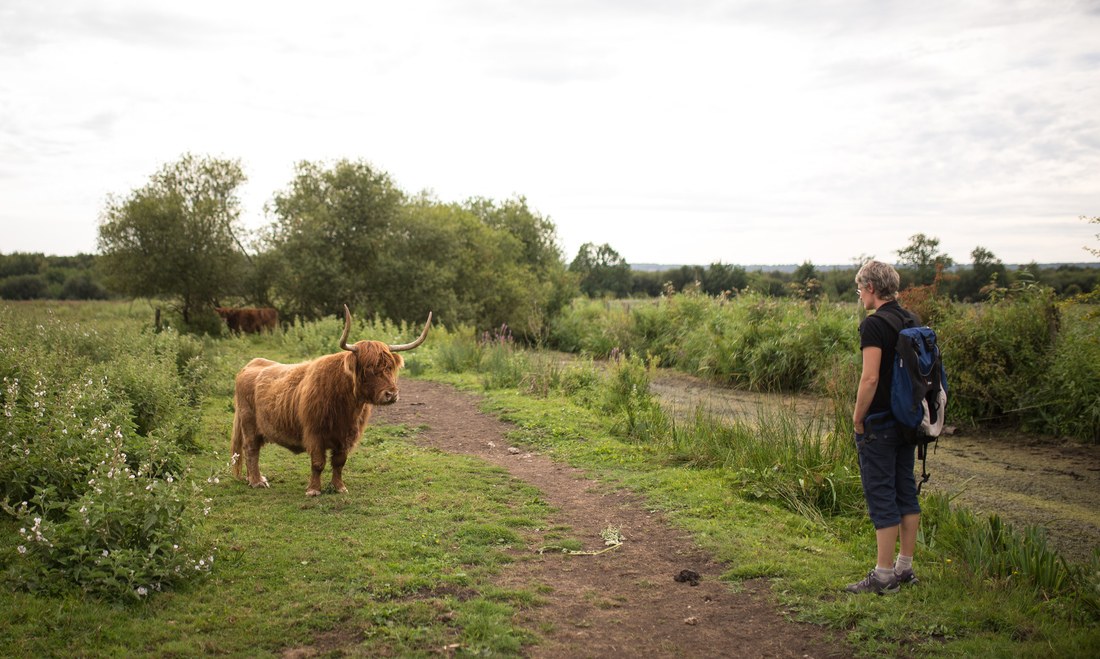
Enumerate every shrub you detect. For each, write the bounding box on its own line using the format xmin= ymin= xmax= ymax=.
xmin=0 ymin=274 xmax=49 ymax=300
xmin=552 ymin=292 xmax=862 ymax=394
xmin=479 ymin=325 xmax=528 ymax=391
xmin=600 ymin=354 xmax=668 ymax=442
xmin=6 ymin=431 xmax=210 ymax=600
xmin=1034 ymin=303 xmax=1100 ymax=441
xmin=0 ymin=304 xmax=211 ymax=600
xmin=937 ymin=287 xmax=1059 ymax=427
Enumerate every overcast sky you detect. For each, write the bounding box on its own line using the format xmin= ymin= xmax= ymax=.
xmin=3 ymin=0 xmax=1099 ymax=266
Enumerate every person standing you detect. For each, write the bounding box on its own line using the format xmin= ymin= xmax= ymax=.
xmin=847 ymin=260 xmax=922 ymax=595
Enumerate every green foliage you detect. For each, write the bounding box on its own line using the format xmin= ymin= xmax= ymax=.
xmin=4 ymin=302 xmax=1096 ymax=655
xmin=549 ymin=297 xmax=636 ymax=357
xmin=896 ymin=233 xmax=954 ymax=285
xmin=432 ymin=328 xmax=484 ymax=374
xmin=600 ymin=354 xmax=668 ymax=442
xmin=452 ymin=341 xmax=1099 ymax=652
xmin=569 ymin=242 xmax=632 ymax=298
xmin=0 ymin=303 xmax=211 ymax=600
xmin=266 ymin=159 xmax=405 ymax=319
xmin=668 ymin=408 xmax=863 ymax=523
xmin=937 ymin=286 xmax=1059 ymax=426
xmin=0 ymin=274 xmax=48 ymax=300
xmin=552 ymin=288 xmax=1098 ymax=441
xmin=0 ymin=251 xmax=113 ymax=301
xmin=921 ymin=493 xmax=1097 ymax=613
xmin=478 ymin=325 xmax=529 ymax=391
xmin=265 ymin=164 xmax=574 ymax=337
xmin=1034 ymin=304 xmax=1100 ymax=441
xmin=551 ymin=292 xmax=859 ymax=393
xmin=96 ymin=154 xmax=249 ymax=326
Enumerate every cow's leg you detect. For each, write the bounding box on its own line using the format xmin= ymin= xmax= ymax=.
xmin=330 ymin=447 xmax=349 ymax=494
xmin=244 ymin=440 xmax=269 ymax=488
xmin=306 ymin=442 xmax=326 ymax=496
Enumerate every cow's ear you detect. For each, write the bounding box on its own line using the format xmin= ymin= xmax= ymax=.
xmin=393 ymin=353 xmax=405 ymax=370
xmin=342 ymin=351 xmax=358 ymax=379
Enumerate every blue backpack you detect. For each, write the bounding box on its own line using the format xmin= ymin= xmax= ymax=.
xmin=872 ymin=306 xmax=948 ymax=492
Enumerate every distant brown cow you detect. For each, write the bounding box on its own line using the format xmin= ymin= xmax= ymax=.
xmin=216 ymin=307 xmax=279 ymax=333
xmin=230 ymin=305 xmax=431 ymax=496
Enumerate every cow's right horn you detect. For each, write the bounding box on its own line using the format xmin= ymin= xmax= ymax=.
xmin=389 ymin=312 xmax=432 ymax=352
xmin=339 ymin=304 xmax=357 ymax=353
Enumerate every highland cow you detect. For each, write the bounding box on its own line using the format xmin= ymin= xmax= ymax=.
xmin=230 ymin=305 xmax=430 ymax=496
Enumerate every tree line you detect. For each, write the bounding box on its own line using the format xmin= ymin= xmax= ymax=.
xmin=4 ymin=153 xmax=1097 ymax=334
xmin=567 ymin=233 xmax=1098 ymax=302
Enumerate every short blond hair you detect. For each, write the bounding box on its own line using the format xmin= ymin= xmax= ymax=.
xmin=855 ymin=260 xmax=900 ymax=300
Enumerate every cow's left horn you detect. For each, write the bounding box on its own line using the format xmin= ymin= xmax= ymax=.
xmin=389 ymin=312 xmax=432 ymax=352
xmin=339 ymin=305 xmax=357 ymax=353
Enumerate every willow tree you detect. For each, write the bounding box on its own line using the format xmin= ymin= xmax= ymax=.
xmin=97 ymin=154 xmax=248 ymax=326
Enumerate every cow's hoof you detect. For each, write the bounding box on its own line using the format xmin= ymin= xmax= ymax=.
xmin=334 ymin=485 xmax=348 ymax=494
xmin=249 ymin=480 xmax=270 ymax=489
xmin=306 ymin=489 xmax=321 ymax=497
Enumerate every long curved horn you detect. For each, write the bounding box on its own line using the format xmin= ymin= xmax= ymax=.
xmin=389 ymin=312 xmax=432 ymax=352
xmin=339 ymin=304 xmax=356 ymax=353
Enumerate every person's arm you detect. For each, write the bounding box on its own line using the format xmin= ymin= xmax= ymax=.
xmin=852 ymin=346 xmax=881 ymax=434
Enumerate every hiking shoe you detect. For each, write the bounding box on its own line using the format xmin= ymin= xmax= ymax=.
xmin=845 ymin=570 xmax=900 ymax=595
xmin=895 ymin=568 xmax=920 ymax=586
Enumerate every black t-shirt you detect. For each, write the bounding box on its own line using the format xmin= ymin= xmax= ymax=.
xmin=858 ymin=301 xmax=919 ymax=416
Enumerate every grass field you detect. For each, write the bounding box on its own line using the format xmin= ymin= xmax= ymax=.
xmin=1 ymin=301 xmax=1098 ymax=657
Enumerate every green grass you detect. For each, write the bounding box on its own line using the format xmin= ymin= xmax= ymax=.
xmin=3 ymin=301 xmax=1098 ymax=657
xmin=1 ymin=423 xmax=549 ymax=657
xmin=0 ymin=304 xmax=552 ymax=656
xmin=427 ymin=363 xmax=1100 ymax=656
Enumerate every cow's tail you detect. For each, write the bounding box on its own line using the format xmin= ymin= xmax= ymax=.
xmin=230 ymin=401 xmax=244 ymax=479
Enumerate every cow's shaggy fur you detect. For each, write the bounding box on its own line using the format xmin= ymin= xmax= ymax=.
xmin=230 ymin=310 xmax=428 ymax=496
xmin=216 ymin=307 xmax=279 ymax=333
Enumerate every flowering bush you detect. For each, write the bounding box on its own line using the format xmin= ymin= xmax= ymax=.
xmin=7 ymin=429 xmax=212 ymax=599
xmin=0 ymin=305 xmax=211 ymax=600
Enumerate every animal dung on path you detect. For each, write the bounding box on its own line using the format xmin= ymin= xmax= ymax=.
xmin=674 ymin=569 xmax=701 ymax=586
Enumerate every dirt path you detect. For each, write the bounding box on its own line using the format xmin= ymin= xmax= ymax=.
xmin=374 ymin=379 xmax=849 ymax=658
xmin=650 ymin=370 xmax=1100 ymax=565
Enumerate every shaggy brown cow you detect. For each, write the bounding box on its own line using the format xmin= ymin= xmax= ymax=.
xmin=216 ymin=307 xmax=279 ymax=333
xmin=230 ymin=305 xmax=431 ymax=496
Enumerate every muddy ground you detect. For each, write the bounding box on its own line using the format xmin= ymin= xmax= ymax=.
xmin=650 ymin=370 xmax=1100 ymax=564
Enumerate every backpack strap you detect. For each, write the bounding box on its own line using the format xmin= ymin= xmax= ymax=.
xmin=916 ymin=442 xmax=932 ymax=494
xmin=868 ymin=304 xmax=913 ymax=335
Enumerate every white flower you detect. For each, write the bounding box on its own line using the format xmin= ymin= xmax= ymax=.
xmin=17 ymin=545 xmax=26 ymax=554
xmin=102 ymin=549 xmax=109 ymax=557
xmin=136 ymin=586 xmax=148 ymax=596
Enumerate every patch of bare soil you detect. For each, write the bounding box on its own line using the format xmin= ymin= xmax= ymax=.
xmin=374 ymin=379 xmax=849 ymax=658
xmin=651 ymin=371 xmax=1100 ymax=565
